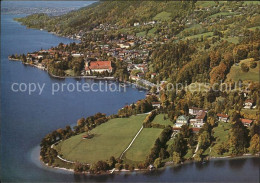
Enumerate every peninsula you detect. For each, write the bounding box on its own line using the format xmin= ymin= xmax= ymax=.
xmin=9 ymin=1 xmax=260 ymax=174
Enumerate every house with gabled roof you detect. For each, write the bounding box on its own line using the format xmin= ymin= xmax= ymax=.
xmin=217 ymin=113 xmax=229 ymax=123
xmin=175 ymin=115 xmax=189 ymax=127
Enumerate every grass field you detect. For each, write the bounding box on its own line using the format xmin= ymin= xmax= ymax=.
xmin=248 ymin=26 xmax=260 ymax=31
xmin=153 ymin=11 xmax=171 ymax=21
xmin=209 ymin=12 xmax=235 ymax=18
xmin=124 ymin=128 xmax=163 ymax=163
xmin=54 ymin=114 xmax=147 ymax=164
xmin=241 ymin=109 xmax=259 ymax=120
xmin=65 ymin=69 xmax=75 ymax=76
xmin=210 ymin=122 xmax=231 ymax=157
xmin=152 ymin=114 xmax=173 ymax=126
xmin=223 ymin=37 xmax=239 ymax=44
xmin=136 ymin=31 xmax=146 ymax=37
xmin=195 ymin=1 xmax=217 ymax=8
xmin=147 ymin=27 xmax=157 ymax=37
xmin=184 ymin=32 xmax=213 ymax=40
xmin=226 ymin=58 xmax=259 ymax=82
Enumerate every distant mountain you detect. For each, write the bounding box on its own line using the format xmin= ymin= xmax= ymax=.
xmin=15 ymin=1 xmax=194 ymax=35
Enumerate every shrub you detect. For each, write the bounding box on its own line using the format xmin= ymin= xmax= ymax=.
xmin=250 ymin=61 xmax=257 ymax=69
xmin=241 ymin=63 xmax=249 ymax=72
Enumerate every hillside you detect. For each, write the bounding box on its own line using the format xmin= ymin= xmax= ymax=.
xmin=15 ymin=1 xmax=194 ymax=36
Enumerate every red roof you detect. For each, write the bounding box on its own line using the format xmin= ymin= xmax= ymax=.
xmin=240 ymin=118 xmax=253 ymax=124
xmin=172 ymin=127 xmax=181 ymax=131
xmin=217 ymin=113 xmax=229 ymax=118
xmin=196 ymin=110 xmax=207 ymax=119
xmin=192 ymin=128 xmax=200 ymax=132
xmin=245 ymin=99 xmax=253 ymax=103
xmin=85 ymin=61 xmax=112 ymax=71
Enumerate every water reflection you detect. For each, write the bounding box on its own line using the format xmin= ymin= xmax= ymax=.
xmin=228 ymin=158 xmax=247 ymax=170
xmin=213 ymin=159 xmax=226 ymax=168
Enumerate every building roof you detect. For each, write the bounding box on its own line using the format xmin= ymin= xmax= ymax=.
xmin=191 ymin=128 xmax=200 ymax=132
xmin=177 ymin=115 xmax=189 ymax=121
xmin=245 ymin=99 xmax=253 ymax=103
xmin=196 ymin=110 xmax=207 ymax=119
xmin=172 ymin=127 xmax=181 ymax=131
xmin=190 ymin=107 xmax=203 ymax=111
xmin=217 ymin=113 xmax=229 ymax=118
xmin=85 ymin=61 xmax=112 ymax=71
xmin=240 ymin=118 xmax=253 ymax=124
xmin=152 ymin=102 xmax=161 ymax=105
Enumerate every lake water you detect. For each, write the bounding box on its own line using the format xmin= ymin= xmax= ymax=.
xmin=1 ymin=1 xmax=259 ymax=183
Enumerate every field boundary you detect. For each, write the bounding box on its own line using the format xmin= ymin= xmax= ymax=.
xmin=119 ymin=126 xmax=144 ymax=159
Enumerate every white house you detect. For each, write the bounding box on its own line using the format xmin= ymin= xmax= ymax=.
xmin=240 ymin=118 xmax=253 ymax=127
xmin=217 ymin=113 xmax=229 ymax=122
xmin=175 ymin=115 xmax=189 ymax=127
xmin=134 ymin=22 xmax=140 ymax=27
xmin=189 ymin=107 xmax=203 ymax=115
xmin=190 ymin=110 xmax=207 ymax=128
xmin=72 ymin=53 xmax=84 ymax=57
xmin=244 ymin=99 xmax=253 ymax=109
xmin=152 ymin=102 xmax=161 ymax=108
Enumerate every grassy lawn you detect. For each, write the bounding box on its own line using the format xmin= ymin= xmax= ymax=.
xmin=241 ymin=109 xmax=259 ymax=120
xmin=65 ymin=69 xmax=75 ymax=76
xmin=212 ymin=122 xmax=231 ymax=143
xmin=185 ymin=32 xmax=213 ymax=40
xmin=184 ymin=148 xmax=194 ymax=160
xmin=223 ymin=37 xmax=239 ymax=44
xmin=243 ymin=1 xmax=260 ymax=5
xmin=124 ymin=128 xmax=163 ymax=163
xmin=153 ymin=11 xmax=171 ymax=21
xmin=136 ymin=31 xmax=146 ymax=37
xmin=147 ymin=27 xmax=157 ymax=37
xmin=152 ymin=114 xmax=173 ymax=126
xmin=226 ymin=58 xmax=259 ymax=82
xmin=196 ymin=1 xmax=217 ymax=8
xmin=209 ymin=12 xmax=235 ymax=18
xmin=54 ymin=114 xmax=147 ymax=164
xmin=248 ymin=26 xmax=260 ymax=31
xmin=210 ymin=122 xmax=231 ymax=157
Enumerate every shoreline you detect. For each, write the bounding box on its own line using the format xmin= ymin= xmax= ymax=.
xmin=38 ymin=150 xmax=259 ymax=175
xmin=8 ymin=57 xmax=150 ymax=90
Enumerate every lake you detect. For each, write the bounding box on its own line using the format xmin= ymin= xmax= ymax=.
xmin=1 ymin=1 xmax=259 ymax=183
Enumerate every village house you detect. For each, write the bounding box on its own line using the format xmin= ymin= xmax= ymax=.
xmin=85 ymin=61 xmax=113 ymax=74
xmin=175 ymin=115 xmax=189 ymax=127
xmin=189 ymin=107 xmax=203 ymax=115
xmin=190 ymin=110 xmax=207 ymax=128
xmin=129 ymin=75 xmax=140 ymax=81
xmin=151 ymin=102 xmax=161 ymax=108
xmin=217 ymin=113 xmax=229 ymax=123
xmin=240 ymin=118 xmax=253 ymax=127
xmin=72 ymin=53 xmax=84 ymax=57
xmin=244 ymin=99 xmax=253 ymax=109
xmin=134 ymin=22 xmax=140 ymax=27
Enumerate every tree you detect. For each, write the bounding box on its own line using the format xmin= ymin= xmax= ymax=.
xmin=154 ymin=157 xmax=162 ymax=168
xmin=180 ymin=124 xmax=192 ymax=139
xmin=248 ymin=134 xmax=260 ymax=154
xmin=159 ymin=148 xmax=168 ymax=159
xmin=109 ymin=156 xmax=116 ymax=168
xmin=198 ymin=131 xmax=211 ymax=150
xmin=228 ymin=120 xmax=249 ymax=155
xmin=241 ymin=63 xmax=249 ymax=72
xmin=194 ymin=149 xmax=203 ymax=162
xmin=250 ymin=122 xmax=260 ymax=137
xmin=172 ymin=152 xmax=181 ymax=164
xmin=250 ymin=61 xmax=257 ymax=69
xmin=169 ymin=134 xmax=187 ymax=157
